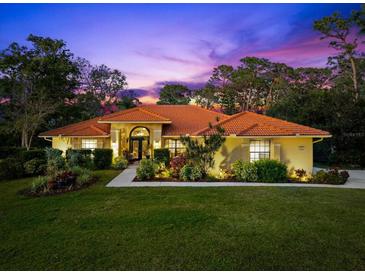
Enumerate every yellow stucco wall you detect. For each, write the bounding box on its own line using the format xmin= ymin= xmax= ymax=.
xmin=52 ymin=136 xmax=110 ymax=154
xmin=52 ymin=137 xmax=72 ymax=155
xmin=212 ymin=137 xmax=314 ymax=175
xmin=271 ymin=137 xmax=313 ymax=175
xmin=110 ymin=123 xmax=163 ymax=157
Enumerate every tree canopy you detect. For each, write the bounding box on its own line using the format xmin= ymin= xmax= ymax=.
xmin=157 ymin=84 xmax=191 ymax=105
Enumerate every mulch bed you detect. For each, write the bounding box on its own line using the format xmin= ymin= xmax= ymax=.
xmin=19 ymin=176 xmax=98 ymax=197
xmin=133 ymin=177 xmax=233 ymax=182
xmin=132 ymin=177 xmax=325 ymax=184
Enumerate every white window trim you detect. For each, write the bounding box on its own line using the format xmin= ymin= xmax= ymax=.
xmin=81 ymin=139 xmax=98 ymax=149
xmin=249 ymin=139 xmax=270 ymax=162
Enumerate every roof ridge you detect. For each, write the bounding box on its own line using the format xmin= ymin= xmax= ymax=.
xmin=99 ymin=107 xmax=140 ymax=120
xmin=237 ymin=123 xmax=258 ymax=135
xmin=139 ymin=106 xmax=171 ymax=121
xmin=246 ymin=113 xmax=293 ymax=135
xmin=189 ymin=105 xmax=230 ymax=118
xmin=247 ymin=112 xmax=328 ymax=134
xmin=90 ymin=125 xmax=108 ymax=135
xmin=194 ymin=112 xmax=247 ymax=135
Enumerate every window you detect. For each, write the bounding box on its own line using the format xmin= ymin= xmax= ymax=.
xmin=166 ymin=139 xmax=185 ymax=156
xmin=250 ymin=140 xmax=270 ymax=162
xmin=130 ymin=127 xmax=149 ymax=137
xmin=82 ymin=139 xmax=97 ymax=149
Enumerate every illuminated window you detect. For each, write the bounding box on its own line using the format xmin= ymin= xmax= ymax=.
xmin=82 ymin=139 xmax=97 ymax=149
xmin=166 ymin=139 xmax=185 ymax=156
xmin=250 ymin=140 xmax=270 ymax=162
xmin=130 ymin=127 xmax=149 ymax=137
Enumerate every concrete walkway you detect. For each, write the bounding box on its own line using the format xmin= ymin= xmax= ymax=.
xmin=107 ymin=164 xmax=365 ymax=189
xmin=107 ymin=163 xmax=138 ymax=187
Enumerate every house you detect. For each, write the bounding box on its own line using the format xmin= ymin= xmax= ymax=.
xmin=39 ymin=105 xmax=331 ymax=174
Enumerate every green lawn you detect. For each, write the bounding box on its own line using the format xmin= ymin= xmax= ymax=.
xmin=1 ymin=170 xmax=365 ymax=270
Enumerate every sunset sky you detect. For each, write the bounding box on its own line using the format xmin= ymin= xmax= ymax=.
xmin=0 ymin=3 xmax=361 ymax=103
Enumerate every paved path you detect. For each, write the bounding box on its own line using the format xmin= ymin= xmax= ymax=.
xmin=107 ymin=164 xmax=365 ymax=189
xmin=107 ymin=163 xmax=138 ymax=187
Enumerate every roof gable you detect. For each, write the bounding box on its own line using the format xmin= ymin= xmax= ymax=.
xmin=98 ymin=107 xmax=171 ymax=122
xmin=141 ymin=105 xmax=228 ymax=135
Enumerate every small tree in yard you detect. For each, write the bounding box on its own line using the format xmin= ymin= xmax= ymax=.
xmin=180 ymin=120 xmax=225 ymax=177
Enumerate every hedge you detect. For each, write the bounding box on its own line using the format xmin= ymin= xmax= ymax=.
xmin=20 ymin=149 xmax=46 ymax=162
xmin=66 ymin=149 xmax=93 ymax=168
xmin=0 ymin=147 xmax=26 ymax=159
xmin=153 ymin=148 xmax=170 ymax=165
xmin=0 ymin=158 xmax=24 ymax=180
xmin=93 ymin=149 xmax=113 ymax=169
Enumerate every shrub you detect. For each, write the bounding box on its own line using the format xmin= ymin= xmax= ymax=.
xmin=180 ymin=123 xmax=225 ymax=176
xmin=136 ymin=159 xmax=157 ymax=180
xmin=311 ymin=168 xmax=349 ymax=185
xmin=112 ymin=156 xmax=128 ymax=170
xmin=294 ymin=168 xmax=307 ymax=180
xmin=76 ymin=173 xmax=93 ymax=186
xmin=69 ymin=166 xmax=91 ymax=177
xmin=45 ymin=148 xmax=65 ymax=178
xmin=74 ymin=167 xmax=93 ymax=186
xmin=232 ymin=160 xmax=258 ymax=182
xmin=20 ymin=149 xmax=46 ymax=163
xmin=180 ymin=164 xmax=202 ymax=181
xmin=0 ymin=158 xmax=24 ymax=180
xmin=31 ymin=176 xmax=49 ymax=193
xmin=340 ymin=170 xmax=350 ymax=182
xmin=66 ymin=149 xmax=93 ymax=168
xmin=170 ymin=155 xmax=187 ymax=178
xmin=153 ymin=148 xmax=170 ymax=165
xmin=93 ymin=149 xmax=113 ymax=169
xmin=254 ymin=159 xmax=288 ymax=183
xmin=24 ymin=159 xmax=47 ymax=176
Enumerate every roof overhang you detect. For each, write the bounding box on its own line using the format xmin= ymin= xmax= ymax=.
xmin=97 ymin=120 xmax=172 ymax=124
xmin=161 ymin=135 xmax=332 ymax=138
xmin=39 ymin=135 xmax=110 ymax=138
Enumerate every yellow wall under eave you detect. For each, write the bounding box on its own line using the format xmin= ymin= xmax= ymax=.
xmin=211 ymin=136 xmax=314 ymax=175
xmin=52 ymin=136 xmax=72 ymax=155
xmin=51 ymin=136 xmax=110 ymax=154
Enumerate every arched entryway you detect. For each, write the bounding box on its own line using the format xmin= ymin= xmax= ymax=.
xmin=129 ymin=126 xmax=150 ymax=160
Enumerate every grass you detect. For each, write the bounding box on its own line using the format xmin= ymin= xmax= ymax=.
xmin=1 ymin=170 xmax=365 ymax=270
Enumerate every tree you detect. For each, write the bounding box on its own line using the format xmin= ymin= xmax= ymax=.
xmin=207 ymin=65 xmax=238 ymax=114
xmin=157 ymin=84 xmax=191 ymax=105
xmin=0 ymin=34 xmax=79 ymax=149
xmin=352 ymin=4 xmax=365 ymax=33
xmin=79 ymin=60 xmax=127 ymax=105
xmin=180 ymin=120 xmax=226 ymax=176
xmin=193 ymin=83 xmax=218 ymax=109
xmin=116 ymin=90 xmax=141 ymax=110
xmin=314 ymin=11 xmax=364 ymax=99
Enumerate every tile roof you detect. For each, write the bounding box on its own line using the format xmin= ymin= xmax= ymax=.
xmin=38 ymin=106 xmax=330 ymax=138
xmin=140 ymin=105 xmax=228 ymax=136
xmin=98 ymin=107 xmax=171 ymax=122
xmin=39 ymin=117 xmax=110 ymax=137
xmin=195 ymin=111 xmax=331 ymax=137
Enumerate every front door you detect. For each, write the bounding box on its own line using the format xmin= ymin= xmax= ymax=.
xmin=131 ymin=138 xmax=142 ymax=160
xmin=129 ymin=127 xmax=150 ymax=161
xmin=130 ymin=137 xmax=149 ymax=160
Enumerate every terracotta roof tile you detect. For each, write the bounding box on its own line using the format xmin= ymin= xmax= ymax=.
xmin=196 ymin=111 xmax=330 ymax=136
xmin=141 ymin=105 xmax=228 ymax=136
xmin=38 ymin=106 xmax=330 ymax=138
xmin=39 ymin=117 xmax=110 ymax=137
xmin=99 ymin=107 xmax=171 ymax=122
